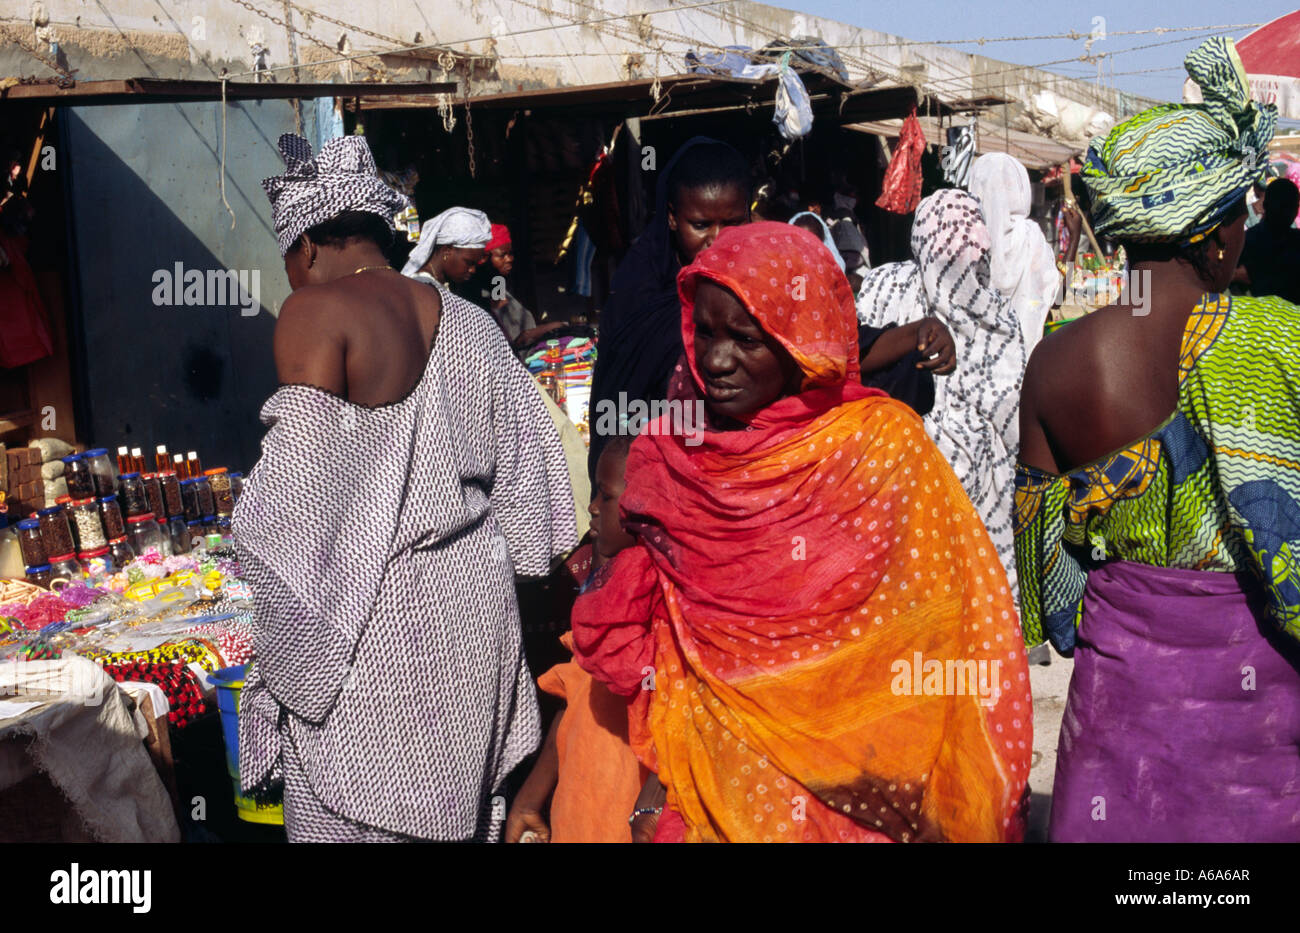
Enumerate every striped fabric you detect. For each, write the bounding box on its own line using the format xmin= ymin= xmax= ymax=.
xmin=1082 ymin=37 xmax=1277 ymax=244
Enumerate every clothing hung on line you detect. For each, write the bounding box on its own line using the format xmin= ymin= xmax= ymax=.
xmin=574 ymin=222 xmax=1031 ymax=843
xmin=233 ymin=291 xmax=578 ymax=842
xmin=1015 ymin=294 xmax=1300 ymax=842
xmin=856 ymin=189 xmax=1028 ymax=601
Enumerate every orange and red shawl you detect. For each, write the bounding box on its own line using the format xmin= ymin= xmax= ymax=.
xmin=572 ymin=222 xmax=1031 ymax=842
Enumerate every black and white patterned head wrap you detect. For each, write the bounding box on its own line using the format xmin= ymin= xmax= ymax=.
xmin=855 ymin=189 xmax=1028 ymax=600
xmin=262 ymin=134 xmax=411 ymax=256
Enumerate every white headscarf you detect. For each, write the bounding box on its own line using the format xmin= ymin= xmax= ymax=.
xmin=788 ymin=211 xmax=846 ymax=271
xmin=401 ymin=207 xmax=492 ymax=277
xmin=856 ymin=189 xmax=1027 ymax=600
xmin=967 ymin=153 xmax=1059 ymax=357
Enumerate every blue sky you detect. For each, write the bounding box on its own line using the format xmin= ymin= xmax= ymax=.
xmin=797 ymin=2 xmax=1296 ymax=109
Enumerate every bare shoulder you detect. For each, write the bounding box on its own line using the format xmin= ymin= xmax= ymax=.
xmin=275 ymin=282 xmax=353 ymax=336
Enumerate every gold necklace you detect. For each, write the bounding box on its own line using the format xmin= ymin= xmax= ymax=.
xmin=351 ymin=264 xmax=392 ymax=275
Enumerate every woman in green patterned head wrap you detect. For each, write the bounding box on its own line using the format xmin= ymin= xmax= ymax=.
xmin=1014 ymin=36 xmax=1300 ymax=842
xmin=1082 ymin=36 xmax=1276 ymax=245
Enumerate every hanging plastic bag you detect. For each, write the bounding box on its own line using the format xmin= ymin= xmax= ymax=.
xmin=773 ymin=53 xmax=813 ymax=142
xmin=875 ymin=107 xmax=926 ymax=214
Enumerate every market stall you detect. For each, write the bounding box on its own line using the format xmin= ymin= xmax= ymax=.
xmin=0 ymin=438 xmax=268 ymax=841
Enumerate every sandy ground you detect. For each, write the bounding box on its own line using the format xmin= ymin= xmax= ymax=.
xmin=1026 ymin=649 xmax=1074 ymax=843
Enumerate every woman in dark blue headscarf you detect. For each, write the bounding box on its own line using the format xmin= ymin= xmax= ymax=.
xmin=587 ymin=137 xmax=751 ymax=476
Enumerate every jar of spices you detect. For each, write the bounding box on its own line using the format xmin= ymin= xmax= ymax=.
xmin=16 ymin=518 xmax=47 ymax=569
xmin=46 ymin=552 xmax=82 ymax=581
xmin=167 ymin=515 xmax=190 ymax=555
xmin=25 ymin=564 xmax=52 ymax=588
xmin=70 ymin=497 xmax=107 ymax=551
xmin=98 ymin=494 xmax=126 ymax=540
xmin=193 ymin=476 xmax=216 ymax=517
xmin=107 ymin=535 xmax=134 ymax=568
xmin=205 ymin=468 xmax=235 ymax=516
xmin=159 ymin=471 xmax=183 ymax=518
xmin=79 ymin=546 xmax=114 ymax=578
xmin=126 ymin=513 xmax=166 ymax=558
xmin=118 ymin=472 xmax=150 ymax=518
xmin=37 ymin=505 xmax=75 ymax=557
xmin=141 ymin=472 xmax=166 ymax=521
xmin=229 ymin=471 xmax=244 ymax=504
xmin=63 ymin=454 xmax=96 ymax=500
xmin=83 ymin=448 xmax=118 ymax=497
xmin=180 ymin=478 xmax=203 ymax=522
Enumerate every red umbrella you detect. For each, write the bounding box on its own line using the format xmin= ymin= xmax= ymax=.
xmin=1237 ymin=11 xmax=1300 ymax=120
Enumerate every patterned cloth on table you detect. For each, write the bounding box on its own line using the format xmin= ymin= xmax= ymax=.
xmin=1014 ymin=294 xmax=1300 ymax=841
xmin=573 ymin=222 xmax=1031 ymax=843
xmin=856 ymin=189 xmax=1028 ymax=600
xmin=233 ymin=291 xmax=578 ymax=842
xmin=1082 ymin=36 xmax=1276 ymax=245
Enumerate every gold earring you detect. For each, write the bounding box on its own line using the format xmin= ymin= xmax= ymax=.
xmin=1217 ymin=249 xmax=1225 ymax=261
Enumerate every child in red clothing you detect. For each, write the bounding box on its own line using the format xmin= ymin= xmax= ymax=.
xmin=506 ymin=436 xmax=644 ymax=842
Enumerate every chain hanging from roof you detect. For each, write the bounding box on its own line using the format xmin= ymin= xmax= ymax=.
xmin=437 ymin=50 xmax=458 ymax=134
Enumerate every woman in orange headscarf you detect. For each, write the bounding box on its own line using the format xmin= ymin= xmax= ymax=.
xmin=572 ymin=222 xmax=1031 ymax=843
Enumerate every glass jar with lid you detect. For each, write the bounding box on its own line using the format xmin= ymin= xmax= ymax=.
xmin=185 ymin=519 xmax=204 ymax=551
xmin=193 ymin=476 xmax=216 ymax=517
xmin=205 ymin=468 xmax=235 ymax=516
xmin=217 ymin=514 xmax=234 ymax=547
xmin=37 ymin=505 xmax=75 ymax=557
xmin=46 ymin=552 xmax=82 ymax=581
xmin=180 ymin=478 xmax=203 ymax=522
xmin=167 ymin=515 xmax=190 ymax=555
xmin=79 ymin=546 xmax=114 ymax=578
xmin=62 ymin=454 xmax=96 ymax=500
xmin=16 ymin=518 xmax=47 ymax=568
xmin=69 ymin=497 xmax=107 ymax=551
xmin=98 ymin=494 xmax=126 ymax=540
xmin=118 ymin=472 xmax=150 ymax=518
xmin=24 ymin=564 xmax=52 ymax=588
xmin=142 ymin=472 xmax=166 ymax=521
xmin=107 ymin=535 xmax=134 ymax=569
xmin=159 ymin=471 xmax=183 ymax=518
xmin=83 ymin=448 xmax=118 ymax=496
xmin=125 ymin=513 xmax=166 ymax=558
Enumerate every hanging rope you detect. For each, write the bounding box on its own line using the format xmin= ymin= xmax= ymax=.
xmin=219 ymin=77 xmax=237 ymax=230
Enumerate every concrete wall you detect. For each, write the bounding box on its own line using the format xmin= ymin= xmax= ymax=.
xmin=60 ymin=94 xmax=325 ymax=472
xmin=4 ymin=0 xmax=1154 ymax=144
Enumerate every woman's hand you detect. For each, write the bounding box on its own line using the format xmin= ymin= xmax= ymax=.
xmin=504 ymin=711 xmax=562 ymax=842
xmin=629 ymin=810 xmax=661 ymax=844
xmin=505 ymin=804 xmax=551 ymax=843
xmin=629 ymin=773 xmax=668 ymax=843
xmin=915 ymin=318 xmax=956 ymax=374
